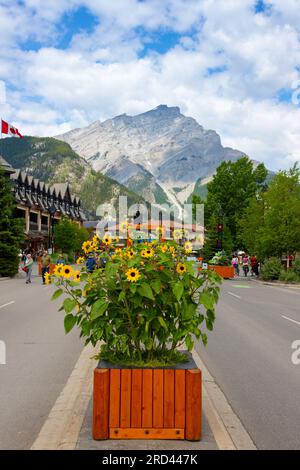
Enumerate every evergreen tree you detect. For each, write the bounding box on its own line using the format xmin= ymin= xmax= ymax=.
xmin=0 ymin=169 xmax=24 ymax=277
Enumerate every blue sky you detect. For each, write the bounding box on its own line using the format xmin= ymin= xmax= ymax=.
xmin=0 ymin=0 xmax=300 ymax=170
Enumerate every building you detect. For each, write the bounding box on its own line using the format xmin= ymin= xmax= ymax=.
xmin=0 ymin=155 xmax=85 ymax=253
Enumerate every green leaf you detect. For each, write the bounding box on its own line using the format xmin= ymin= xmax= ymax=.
xmin=64 ymin=314 xmax=77 ymax=334
xmin=51 ymin=288 xmax=63 ymax=301
xmin=185 ymin=334 xmax=194 ymax=351
xmin=158 ymin=316 xmax=168 ymax=331
xmin=63 ymin=298 xmax=77 ymax=314
xmin=173 ymin=282 xmax=184 ymax=301
xmin=138 ymin=283 xmax=154 ymax=300
xmin=200 ymin=291 xmax=215 ymax=310
xmin=90 ymin=299 xmax=109 ymax=321
xmin=151 ymin=279 xmax=161 ymax=294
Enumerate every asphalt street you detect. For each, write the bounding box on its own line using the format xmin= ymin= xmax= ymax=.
xmin=0 ymin=267 xmax=84 ymax=450
xmin=195 ymin=277 xmax=300 ymax=450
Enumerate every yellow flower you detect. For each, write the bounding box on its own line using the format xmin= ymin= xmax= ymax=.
xmin=156 ymin=226 xmax=164 ymax=236
xmin=126 ymin=268 xmax=141 ymax=282
xmin=92 ymin=234 xmax=99 ymax=245
xmin=160 ymin=244 xmax=168 ymax=253
xmin=115 ymin=236 xmax=120 ymax=243
xmin=44 ymin=272 xmax=51 ymax=285
xmin=173 ymin=229 xmax=183 ymax=240
xmin=120 ymin=221 xmax=129 ymax=233
xmin=126 ymin=249 xmax=135 ymax=259
xmin=115 ymin=248 xmax=122 ymax=254
xmin=176 ymin=263 xmax=187 ymax=274
xmin=169 ymin=246 xmax=176 ymax=254
xmin=82 ymin=240 xmax=93 ymax=254
xmin=76 ymin=257 xmax=85 ymax=265
xmin=102 ymin=234 xmax=112 ymax=245
xmin=54 ymin=264 xmax=64 ymax=276
xmin=73 ymin=271 xmax=81 ymax=282
xmin=61 ymin=265 xmax=74 ymax=279
xmin=142 ymin=247 xmax=154 ymax=258
xmin=184 ymin=242 xmax=193 ymax=253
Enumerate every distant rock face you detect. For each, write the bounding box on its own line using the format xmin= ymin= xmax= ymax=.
xmin=56 ymin=105 xmax=245 ymax=205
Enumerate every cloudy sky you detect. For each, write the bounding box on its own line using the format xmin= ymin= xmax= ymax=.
xmin=0 ymin=0 xmax=300 ymax=170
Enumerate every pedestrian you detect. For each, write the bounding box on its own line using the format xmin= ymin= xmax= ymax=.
xmin=56 ymin=254 xmax=66 ymax=265
xmin=86 ymin=253 xmax=97 ymax=273
xmin=41 ymin=250 xmax=51 ymax=285
xmin=232 ymin=254 xmax=240 ymax=276
xmin=24 ymin=254 xmax=34 ymax=284
xmin=242 ymin=254 xmax=250 ymax=277
xmin=250 ymin=255 xmax=258 ymax=277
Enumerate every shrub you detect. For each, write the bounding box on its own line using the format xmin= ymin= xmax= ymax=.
xmin=279 ymin=269 xmax=300 ymax=284
xmin=260 ymin=257 xmax=282 ymax=281
xmin=293 ymin=258 xmax=300 ymax=276
xmin=49 ymin=237 xmax=222 ymax=367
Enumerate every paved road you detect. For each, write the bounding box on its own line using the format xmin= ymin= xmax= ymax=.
xmin=195 ymin=278 xmax=300 ymax=450
xmin=0 ymin=267 xmax=84 ymax=450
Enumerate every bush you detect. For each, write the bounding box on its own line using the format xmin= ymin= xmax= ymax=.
xmin=260 ymin=257 xmax=282 ymax=281
xmin=279 ymin=269 xmax=300 ymax=284
xmin=293 ymin=258 xmax=300 ymax=276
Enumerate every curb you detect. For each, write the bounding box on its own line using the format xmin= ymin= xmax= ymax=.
xmin=192 ymin=349 xmax=256 ymax=451
xmin=31 ymin=344 xmax=98 ymax=450
xmin=0 ymin=277 xmax=10 ymax=282
xmin=251 ymin=279 xmax=300 ymax=289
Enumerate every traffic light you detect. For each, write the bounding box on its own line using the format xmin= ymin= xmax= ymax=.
xmin=216 ymin=222 xmax=223 ymax=250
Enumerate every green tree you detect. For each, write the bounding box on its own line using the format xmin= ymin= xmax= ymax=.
xmin=53 ymin=218 xmax=89 ymax=255
xmin=206 ymin=156 xmax=268 ymax=247
xmin=0 ymin=169 xmax=24 ymax=277
xmin=202 ymin=213 xmax=233 ymax=262
xmin=239 ymin=164 xmax=300 ymax=261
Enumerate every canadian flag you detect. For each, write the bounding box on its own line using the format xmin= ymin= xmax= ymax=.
xmin=1 ymin=119 xmax=23 ymax=139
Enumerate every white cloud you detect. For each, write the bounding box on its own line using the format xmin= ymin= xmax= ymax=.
xmin=0 ymin=0 xmax=299 ymax=170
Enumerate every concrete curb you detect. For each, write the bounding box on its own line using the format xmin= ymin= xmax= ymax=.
xmin=251 ymin=279 xmax=300 ymax=289
xmin=31 ymin=344 xmax=98 ymax=450
xmin=192 ymin=349 xmax=256 ymax=450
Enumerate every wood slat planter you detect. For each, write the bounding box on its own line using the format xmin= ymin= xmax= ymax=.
xmin=209 ymin=265 xmax=235 ymax=279
xmin=93 ymin=354 xmax=202 ymax=441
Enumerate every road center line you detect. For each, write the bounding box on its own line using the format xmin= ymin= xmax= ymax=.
xmin=227 ymin=291 xmax=241 ymax=299
xmin=281 ymin=315 xmax=300 ymax=327
xmin=0 ymin=301 xmax=15 ymax=310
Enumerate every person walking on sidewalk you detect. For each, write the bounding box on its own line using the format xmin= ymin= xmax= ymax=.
xmin=41 ymin=250 xmax=51 ymax=285
xmin=232 ymin=255 xmax=240 ymax=276
xmin=24 ymin=254 xmax=34 ymax=284
xmin=242 ymin=254 xmax=250 ymax=277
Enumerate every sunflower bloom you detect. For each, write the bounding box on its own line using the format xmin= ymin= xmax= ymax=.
xmin=92 ymin=235 xmax=99 ymax=245
xmin=73 ymin=271 xmax=81 ymax=282
xmin=61 ymin=265 xmax=74 ymax=279
xmin=82 ymin=240 xmax=93 ymax=254
xmin=176 ymin=263 xmax=187 ymax=274
xmin=102 ymin=234 xmax=112 ymax=245
xmin=173 ymin=229 xmax=183 ymax=240
xmin=76 ymin=257 xmax=85 ymax=265
xmin=156 ymin=226 xmax=164 ymax=236
xmin=142 ymin=248 xmax=154 ymax=258
xmin=126 ymin=249 xmax=134 ymax=259
xmin=184 ymin=242 xmax=193 ymax=253
xmin=160 ymin=244 xmax=168 ymax=253
xmin=54 ymin=264 xmax=64 ymax=276
xmin=44 ymin=272 xmax=51 ymax=285
xmin=126 ymin=268 xmax=141 ymax=282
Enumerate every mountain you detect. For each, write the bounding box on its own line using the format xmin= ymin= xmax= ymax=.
xmin=0 ymin=136 xmax=145 ymax=215
xmin=56 ymin=105 xmax=245 ymax=206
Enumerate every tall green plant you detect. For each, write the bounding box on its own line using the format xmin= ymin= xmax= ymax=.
xmin=49 ymin=237 xmax=222 ymax=366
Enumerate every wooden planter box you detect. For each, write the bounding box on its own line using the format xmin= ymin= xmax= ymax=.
xmin=38 ymin=263 xmax=56 ymax=276
xmin=93 ymin=353 xmax=201 ymax=441
xmin=209 ymin=265 xmax=235 ymax=279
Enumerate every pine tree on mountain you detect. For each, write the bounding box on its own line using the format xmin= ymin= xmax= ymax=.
xmin=0 ymin=169 xmax=24 ymax=277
